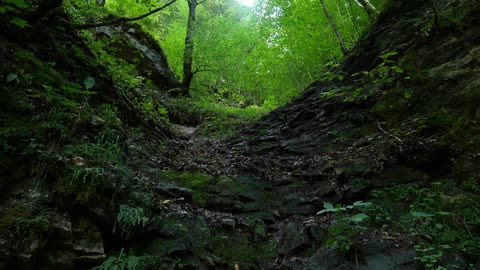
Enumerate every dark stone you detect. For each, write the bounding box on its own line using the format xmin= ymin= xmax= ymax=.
xmin=155 ymin=181 xmax=193 ymax=202
xmin=94 ymin=24 xmax=180 ymax=90
xmin=304 ymin=248 xmax=355 ymax=270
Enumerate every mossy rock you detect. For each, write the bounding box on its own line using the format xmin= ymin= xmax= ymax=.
xmin=159 ymin=171 xmax=216 ymax=205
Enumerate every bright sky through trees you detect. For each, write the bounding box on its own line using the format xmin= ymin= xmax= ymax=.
xmin=236 ymin=0 xmax=255 ymax=7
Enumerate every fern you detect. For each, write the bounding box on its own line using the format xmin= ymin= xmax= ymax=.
xmin=92 ymin=249 xmax=141 ymax=270
xmin=115 ymin=205 xmax=149 ymax=236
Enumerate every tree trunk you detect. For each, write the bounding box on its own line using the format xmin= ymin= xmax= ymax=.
xmin=181 ymin=0 xmax=197 ymax=96
xmin=357 ymin=0 xmax=378 ymax=21
xmin=319 ymin=0 xmax=348 ymax=55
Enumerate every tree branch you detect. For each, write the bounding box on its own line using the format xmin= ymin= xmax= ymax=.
xmin=71 ymin=0 xmax=178 ymax=29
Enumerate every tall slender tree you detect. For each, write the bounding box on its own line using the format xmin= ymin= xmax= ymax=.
xmin=319 ymin=0 xmax=348 ymax=55
xmin=182 ymin=0 xmax=205 ymax=96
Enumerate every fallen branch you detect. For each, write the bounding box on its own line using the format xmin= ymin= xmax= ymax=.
xmin=71 ymin=0 xmax=177 ymax=29
xmin=377 ymin=121 xmax=402 ymax=143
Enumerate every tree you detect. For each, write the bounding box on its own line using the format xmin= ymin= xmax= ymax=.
xmin=319 ymin=0 xmax=348 ymax=55
xmin=73 ymin=0 xmax=178 ymax=29
xmin=356 ymin=0 xmax=378 ymax=21
xmin=181 ymin=0 xmax=206 ymax=96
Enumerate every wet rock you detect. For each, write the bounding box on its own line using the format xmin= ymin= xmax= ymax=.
xmin=94 ymin=25 xmax=179 ymax=90
xmin=439 ymin=248 xmax=469 ymax=270
xmin=304 ymin=248 xmax=356 ymax=270
xmin=276 ymin=221 xmax=312 ymax=255
xmin=155 ymin=181 xmax=193 ymax=202
xmin=43 ymin=250 xmax=76 ymax=270
xmin=71 ymin=217 xmax=106 ymax=264
xmin=363 ymin=251 xmax=420 ymax=270
xmin=220 ymin=218 xmax=236 ymax=228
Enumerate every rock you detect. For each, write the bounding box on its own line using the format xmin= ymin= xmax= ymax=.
xmin=173 ymin=124 xmax=198 ymax=138
xmin=43 ymin=250 xmax=75 ymax=270
xmin=90 ymin=115 xmax=106 ymax=126
xmin=366 ymin=254 xmax=395 ymax=270
xmin=439 ymin=248 xmax=469 ymax=270
xmin=47 ymin=212 xmax=73 ymax=240
xmin=70 ymin=217 xmax=105 ymax=264
xmin=304 ymin=248 xmax=356 ymax=270
xmin=276 ymin=221 xmax=312 ymax=255
xmin=155 ymin=181 xmax=193 ymax=202
xmin=220 ymin=218 xmax=236 ymax=228
xmin=392 ymin=250 xmax=417 ymax=266
xmin=94 ymin=25 xmax=180 ymax=90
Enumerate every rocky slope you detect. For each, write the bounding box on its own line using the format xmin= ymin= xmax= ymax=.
xmin=0 ymin=0 xmax=479 ymax=270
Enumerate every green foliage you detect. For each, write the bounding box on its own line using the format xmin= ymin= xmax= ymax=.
xmin=368 ymin=181 xmax=480 ymax=268
xmin=56 ymin=133 xmax=126 ymax=203
xmin=161 ymin=171 xmax=215 ymax=205
xmin=414 ymin=245 xmax=449 ymax=270
xmin=116 ymin=205 xmax=149 ymax=236
xmin=92 ymin=249 xmax=145 ymax=270
xmin=0 ymin=0 xmax=30 ymax=27
xmin=321 ymin=52 xmax=407 ymax=102
xmin=100 ymin=0 xmax=386 ymax=110
xmin=317 ymin=201 xmax=372 ymax=252
xmin=0 ymin=206 xmax=50 ymax=235
xmin=169 ymin=97 xmax=268 ymax=138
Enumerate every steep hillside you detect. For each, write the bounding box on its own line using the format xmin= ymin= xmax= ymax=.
xmin=0 ymin=0 xmax=479 ymax=270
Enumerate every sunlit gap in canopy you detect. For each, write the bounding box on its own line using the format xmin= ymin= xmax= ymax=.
xmin=236 ymin=0 xmax=255 ymax=7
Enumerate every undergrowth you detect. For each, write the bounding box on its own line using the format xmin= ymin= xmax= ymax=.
xmin=168 ymin=97 xmax=269 ymax=138
xmin=368 ymin=181 xmax=480 ymax=269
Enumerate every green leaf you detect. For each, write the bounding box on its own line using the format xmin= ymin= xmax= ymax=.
xmin=394 ymin=66 xmax=404 ymax=73
xmin=326 ymin=237 xmax=336 ymax=246
xmin=324 ymin=202 xmax=334 ymax=210
xmin=404 ymin=90 xmax=412 ymax=99
xmin=380 ymin=51 xmax=398 ymax=59
xmin=83 ymin=77 xmax=96 ymax=90
xmin=6 ymin=73 xmax=18 ymax=83
xmin=411 ymin=211 xmax=434 ymax=218
xmin=350 ymin=213 xmax=369 ymax=223
xmin=353 ymin=201 xmax=372 ymax=208
xmin=10 ymin=17 xmax=29 ymax=28
xmin=5 ymin=0 xmax=30 ymax=8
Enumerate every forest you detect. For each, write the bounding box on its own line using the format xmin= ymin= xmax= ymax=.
xmin=0 ymin=0 xmax=479 ymax=269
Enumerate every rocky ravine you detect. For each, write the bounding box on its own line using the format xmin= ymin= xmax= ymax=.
xmin=1 ymin=0 xmax=480 ymax=269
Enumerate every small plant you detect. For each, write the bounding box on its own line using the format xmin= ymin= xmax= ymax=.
xmin=321 ymin=52 xmax=406 ymax=102
xmin=317 ymin=201 xmax=372 ymax=252
xmin=92 ymin=249 xmax=142 ymax=270
xmin=414 ymin=244 xmax=449 ymax=270
xmin=369 ymin=181 xmax=480 ymax=269
xmin=115 ymin=205 xmax=149 ymax=237
xmin=0 ymin=0 xmax=30 ymax=27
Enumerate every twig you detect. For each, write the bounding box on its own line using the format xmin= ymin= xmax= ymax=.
xmin=377 ymin=121 xmax=402 ymax=143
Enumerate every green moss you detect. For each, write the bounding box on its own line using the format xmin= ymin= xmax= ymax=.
xmin=161 ymin=171 xmax=215 ymax=205
xmin=13 ymin=49 xmax=67 ymax=86
xmin=0 ymin=205 xmax=30 ymax=231
xmin=424 ymin=109 xmax=457 ymax=131
xmin=438 ymin=6 xmax=472 ymax=29
xmin=212 ymin=232 xmax=277 ymax=268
